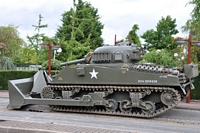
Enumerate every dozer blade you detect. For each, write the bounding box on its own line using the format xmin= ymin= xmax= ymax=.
xmin=8 ymin=77 xmax=33 ymax=109
xmin=8 ymin=70 xmax=90 ymax=109
xmin=8 ymin=70 xmax=47 ymax=109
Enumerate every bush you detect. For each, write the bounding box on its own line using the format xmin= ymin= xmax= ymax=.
xmin=0 ymin=70 xmax=37 ymax=90
xmin=191 ymin=76 xmax=200 ymax=100
xmin=0 ymin=56 xmax=16 ymax=70
xmin=42 ymin=59 xmax=62 ymax=70
xmin=141 ymin=49 xmax=182 ymax=66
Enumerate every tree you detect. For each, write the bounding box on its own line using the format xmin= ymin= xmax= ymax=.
xmin=141 ymin=15 xmax=178 ymax=50
xmin=182 ymin=0 xmax=200 ymax=65
xmin=0 ymin=25 xmax=24 ymax=62
xmin=27 ymin=14 xmax=48 ymax=65
xmin=182 ymin=0 xmax=200 ymax=40
xmin=56 ymin=0 xmax=104 ymax=61
xmin=127 ymin=24 xmax=141 ymax=46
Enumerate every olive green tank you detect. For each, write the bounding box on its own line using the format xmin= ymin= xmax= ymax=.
xmin=8 ymin=42 xmax=199 ymax=118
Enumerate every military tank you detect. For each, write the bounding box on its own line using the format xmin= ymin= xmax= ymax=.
xmin=8 ymin=42 xmax=198 ymax=118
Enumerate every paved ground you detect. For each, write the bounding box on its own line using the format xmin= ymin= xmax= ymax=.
xmin=176 ymin=100 xmax=200 ymax=111
xmin=0 ymin=90 xmax=8 ymax=98
xmin=0 ymin=120 xmax=135 ymax=133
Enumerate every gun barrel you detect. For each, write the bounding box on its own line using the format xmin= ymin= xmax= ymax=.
xmin=60 ymin=58 xmax=85 ymax=66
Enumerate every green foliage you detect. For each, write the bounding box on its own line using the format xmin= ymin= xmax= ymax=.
xmin=127 ymin=24 xmax=141 ymax=46
xmin=19 ymin=46 xmax=37 ymax=64
xmin=0 ymin=25 xmax=24 ymax=62
xmin=0 ymin=56 xmax=16 ymax=70
xmin=56 ymin=0 xmax=104 ymax=61
xmin=192 ymin=75 xmax=200 ymax=100
xmin=141 ymin=49 xmax=181 ymax=66
xmin=27 ymin=14 xmax=48 ymax=64
xmin=42 ymin=59 xmax=62 ymax=70
xmin=0 ymin=70 xmax=37 ymax=90
xmin=59 ymin=39 xmax=90 ymax=61
xmin=25 ymin=15 xmax=63 ymax=65
xmin=141 ymin=15 xmax=178 ymax=50
xmin=182 ymin=0 xmax=200 ymax=65
xmin=182 ymin=0 xmax=200 ymax=39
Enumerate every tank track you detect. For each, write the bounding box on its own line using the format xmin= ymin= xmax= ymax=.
xmin=42 ymin=85 xmax=181 ymax=118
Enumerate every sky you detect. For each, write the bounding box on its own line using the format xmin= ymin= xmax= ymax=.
xmin=0 ymin=0 xmax=194 ymax=45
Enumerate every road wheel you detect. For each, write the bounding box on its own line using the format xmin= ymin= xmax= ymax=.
xmin=142 ymin=101 xmax=156 ymax=114
xmin=105 ymin=99 xmax=118 ymax=112
xmin=119 ymin=100 xmax=132 ymax=113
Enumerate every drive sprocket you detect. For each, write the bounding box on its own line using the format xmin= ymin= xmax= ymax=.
xmin=41 ymin=86 xmax=54 ymax=99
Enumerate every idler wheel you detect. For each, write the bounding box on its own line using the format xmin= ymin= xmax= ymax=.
xmin=161 ymin=91 xmax=174 ymax=106
xmin=142 ymin=101 xmax=156 ymax=114
xmin=41 ymin=87 xmax=54 ymax=99
xmin=119 ymin=100 xmax=132 ymax=113
xmin=105 ymin=99 xmax=118 ymax=112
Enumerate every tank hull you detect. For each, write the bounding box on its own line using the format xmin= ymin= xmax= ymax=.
xmin=51 ymin=65 xmax=180 ymax=87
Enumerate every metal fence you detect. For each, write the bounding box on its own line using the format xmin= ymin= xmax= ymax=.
xmin=17 ymin=65 xmax=42 ymax=71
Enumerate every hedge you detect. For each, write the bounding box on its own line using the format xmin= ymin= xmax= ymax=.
xmin=191 ymin=76 xmax=200 ymax=100
xmin=0 ymin=70 xmax=200 ymax=100
xmin=0 ymin=70 xmax=37 ymax=90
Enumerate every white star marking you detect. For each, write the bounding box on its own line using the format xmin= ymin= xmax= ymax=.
xmin=89 ymin=69 xmax=99 ymax=79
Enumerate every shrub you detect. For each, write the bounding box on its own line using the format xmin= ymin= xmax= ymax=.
xmin=191 ymin=76 xmax=200 ymax=100
xmin=141 ymin=49 xmax=182 ymax=66
xmin=42 ymin=59 xmax=62 ymax=70
xmin=0 ymin=56 xmax=16 ymax=70
xmin=0 ymin=70 xmax=37 ymax=90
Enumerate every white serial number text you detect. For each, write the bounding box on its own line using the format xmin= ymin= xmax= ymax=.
xmin=138 ymin=80 xmax=157 ymax=83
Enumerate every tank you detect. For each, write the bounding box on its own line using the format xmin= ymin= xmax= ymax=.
xmin=8 ymin=42 xmax=199 ymax=118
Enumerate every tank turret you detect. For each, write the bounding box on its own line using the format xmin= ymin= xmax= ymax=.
xmin=61 ymin=42 xmax=145 ymax=66
xmin=91 ymin=42 xmax=145 ymax=64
